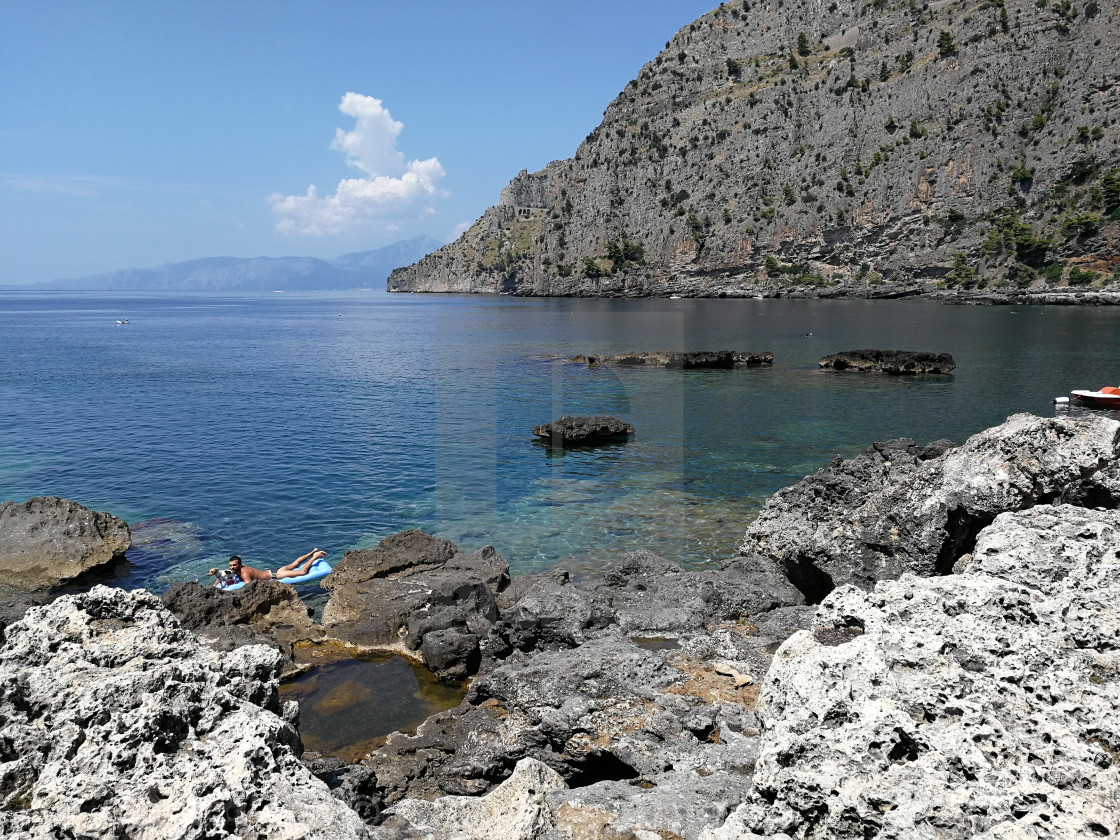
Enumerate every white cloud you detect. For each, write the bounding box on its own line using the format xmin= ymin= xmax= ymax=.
xmin=450 ymin=221 xmax=472 ymax=241
xmin=270 ymin=93 xmax=446 ymax=237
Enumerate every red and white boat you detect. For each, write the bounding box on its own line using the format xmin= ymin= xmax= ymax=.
xmin=1070 ymin=387 xmax=1120 ymax=408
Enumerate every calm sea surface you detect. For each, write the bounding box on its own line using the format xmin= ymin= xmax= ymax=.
xmin=2 ymin=290 xmax=1117 ymax=594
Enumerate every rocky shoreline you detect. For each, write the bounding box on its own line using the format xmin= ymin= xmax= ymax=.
xmin=2 ymin=412 xmax=1119 ymax=839
xmin=392 ymin=285 xmax=1120 ymax=305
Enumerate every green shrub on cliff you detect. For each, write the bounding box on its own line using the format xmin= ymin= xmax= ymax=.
xmin=938 ymin=31 xmax=958 ymax=58
xmin=605 ymin=236 xmax=645 ymax=271
xmin=1067 ymin=266 xmax=1098 ymax=286
xmin=1061 ymin=213 xmax=1101 ymax=238
xmin=945 ymin=252 xmax=979 ymax=288
xmin=981 ymin=212 xmax=1050 ymax=266
xmin=1007 ymin=262 xmax=1037 ymax=288
xmin=1101 ymin=170 xmax=1120 ymax=215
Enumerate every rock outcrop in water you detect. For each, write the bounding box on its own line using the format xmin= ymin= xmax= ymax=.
xmin=818 ymin=348 xmax=955 ymax=374
xmin=0 ymin=496 xmax=131 ymax=590
xmin=585 ymin=351 xmax=773 ymax=368
xmin=389 ymin=3 xmax=1120 ymax=299
xmin=739 ymin=413 xmax=1120 ymax=601
xmin=531 ymin=415 xmax=635 ymax=445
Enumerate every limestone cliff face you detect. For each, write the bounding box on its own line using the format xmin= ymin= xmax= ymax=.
xmin=391 ymin=0 xmax=1120 ymax=297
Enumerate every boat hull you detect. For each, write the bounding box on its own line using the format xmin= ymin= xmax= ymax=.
xmin=1071 ymin=389 xmax=1120 ymax=408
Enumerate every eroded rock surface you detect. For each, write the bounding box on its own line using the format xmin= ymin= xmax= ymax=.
xmin=709 ymin=504 xmax=1120 ymax=840
xmin=358 ymin=548 xmax=811 ymax=835
xmin=161 ymin=578 xmax=321 ymax=679
xmin=818 ymin=348 xmax=955 ymax=374
xmin=381 ymin=758 xmax=567 ymax=840
xmin=0 ymin=586 xmax=368 ymax=840
xmin=740 ymin=413 xmax=1120 ymax=600
xmin=0 ymin=496 xmax=131 ymax=590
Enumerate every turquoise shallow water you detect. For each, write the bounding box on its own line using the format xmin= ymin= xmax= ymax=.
xmin=1 ymin=290 xmax=1118 ymax=592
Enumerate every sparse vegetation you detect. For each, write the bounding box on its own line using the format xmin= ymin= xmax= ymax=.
xmin=944 ymin=252 xmax=978 ymax=288
xmin=1067 ymin=266 xmax=1098 ymax=286
xmin=937 ymin=31 xmax=957 ymax=58
xmin=1061 ymin=213 xmax=1101 ymax=238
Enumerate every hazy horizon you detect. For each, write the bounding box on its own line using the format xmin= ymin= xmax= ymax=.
xmin=0 ymin=1 xmax=716 ymax=286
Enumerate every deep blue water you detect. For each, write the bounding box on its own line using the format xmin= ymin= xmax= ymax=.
xmin=2 ymin=290 xmax=1118 ymax=593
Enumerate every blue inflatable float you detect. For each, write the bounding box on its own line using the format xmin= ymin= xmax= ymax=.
xmin=218 ymin=558 xmax=332 ymax=591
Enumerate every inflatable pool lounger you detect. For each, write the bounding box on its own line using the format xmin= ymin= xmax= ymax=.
xmin=219 ymin=558 xmax=332 ymax=591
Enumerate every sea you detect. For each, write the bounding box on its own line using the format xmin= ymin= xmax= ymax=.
xmin=2 ymin=290 xmax=1118 ymax=597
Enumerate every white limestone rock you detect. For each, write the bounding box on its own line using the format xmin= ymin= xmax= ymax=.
xmin=0 ymin=585 xmax=369 ymax=840
xmin=706 ymin=504 xmax=1120 ymax=840
xmin=739 ymin=413 xmax=1120 ymax=596
xmin=385 ymin=758 xmax=567 ymax=840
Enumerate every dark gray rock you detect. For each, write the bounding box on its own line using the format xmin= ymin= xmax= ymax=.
xmin=0 ymin=496 xmax=131 ymax=590
xmin=586 ymin=351 xmax=773 ymax=368
xmin=160 ymin=580 xmax=320 ymax=680
xmin=587 ymin=549 xmax=803 ymax=634
xmin=304 ymin=754 xmax=383 ymax=824
xmin=740 ymin=413 xmax=1120 ymax=602
xmin=818 ymin=349 xmax=956 ymax=374
xmin=359 ymin=549 xmax=810 ymax=819
xmin=495 ymin=569 xmax=616 ymax=652
xmin=531 ymin=415 xmax=634 ymax=445
xmin=321 ymin=530 xmax=509 ymax=680
xmin=0 ymin=589 xmax=50 ymax=634
xmin=421 ymin=628 xmax=481 ymax=681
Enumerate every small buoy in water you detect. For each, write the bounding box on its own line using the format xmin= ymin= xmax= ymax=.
xmin=1053 ymin=397 xmax=1070 ymax=405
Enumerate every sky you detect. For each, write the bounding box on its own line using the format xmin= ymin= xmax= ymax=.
xmin=0 ymin=0 xmax=719 ymax=285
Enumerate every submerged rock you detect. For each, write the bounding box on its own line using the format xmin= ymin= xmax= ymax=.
xmin=0 ymin=586 xmax=368 ymax=839
xmin=740 ymin=413 xmax=1120 ymax=602
xmin=0 ymin=495 xmax=131 ymax=590
xmin=818 ymin=348 xmax=955 ymax=374
xmin=586 ymin=351 xmax=773 ymax=368
xmin=531 ymin=415 xmax=634 ymax=445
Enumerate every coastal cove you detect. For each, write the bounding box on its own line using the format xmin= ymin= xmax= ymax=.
xmin=2 ymin=290 xmax=1118 ymax=593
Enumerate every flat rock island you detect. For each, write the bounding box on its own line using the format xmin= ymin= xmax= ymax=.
xmin=585 ymin=351 xmax=773 ymax=368
xmin=531 ymin=415 xmax=635 ymax=445
xmin=818 ymin=349 xmax=956 ymax=374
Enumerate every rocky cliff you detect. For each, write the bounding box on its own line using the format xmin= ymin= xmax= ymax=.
xmin=391 ymin=0 xmax=1120 ymax=298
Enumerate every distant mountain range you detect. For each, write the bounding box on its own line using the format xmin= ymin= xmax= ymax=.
xmin=38 ymin=235 xmax=444 ymax=291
